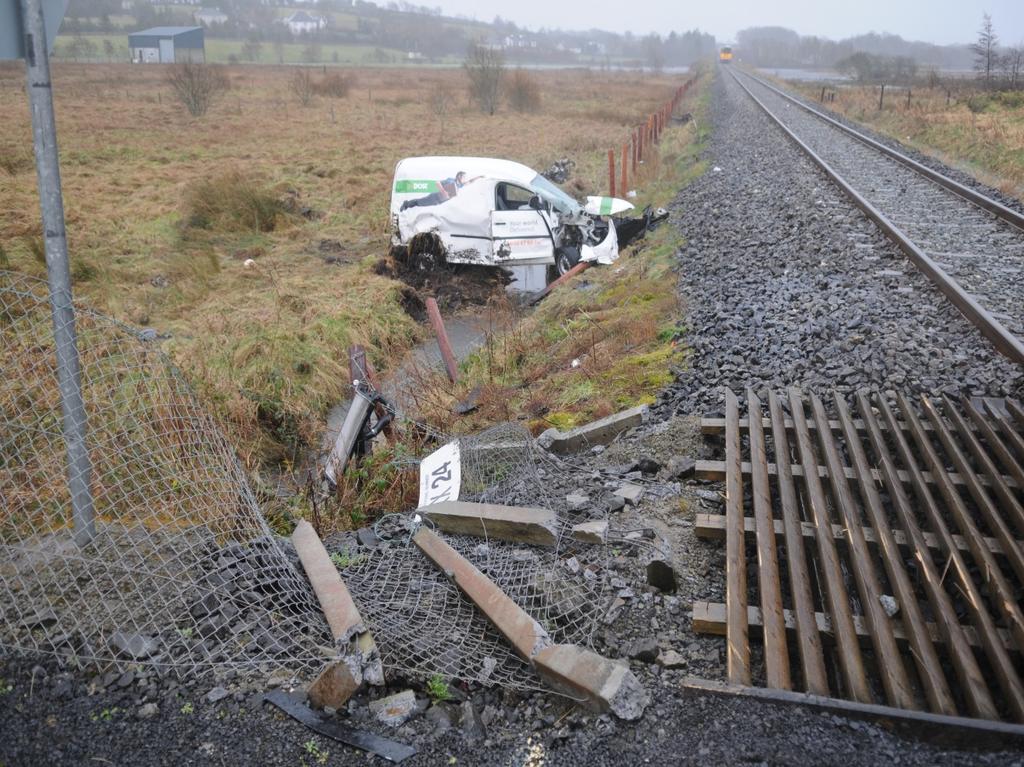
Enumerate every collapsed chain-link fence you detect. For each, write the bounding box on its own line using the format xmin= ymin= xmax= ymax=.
xmin=0 ymin=271 xmax=626 ymax=693
xmin=1 ymin=270 xmax=333 ymax=677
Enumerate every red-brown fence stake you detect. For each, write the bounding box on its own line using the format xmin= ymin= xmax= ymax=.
xmin=637 ymin=126 xmax=644 ymax=162
xmin=631 ymin=130 xmax=638 ymax=173
xmin=620 ymin=143 xmax=628 ymax=197
xmin=607 ymin=149 xmax=616 ymax=197
xmin=425 ymin=297 xmax=459 ymax=384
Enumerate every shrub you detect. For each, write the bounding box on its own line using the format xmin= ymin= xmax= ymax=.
xmin=183 ymin=172 xmax=287 ymax=233
xmin=165 ymin=62 xmax=228 ymax=118
xmin=465 ymin=43 xmax=504 ymax=115
xmin=312 ymin=72 xmax=351 ymax=98
xmin=290 ymin=69 xmax=315 ymax=107
xmin=506 ymin=69 xmax=541 ymax=113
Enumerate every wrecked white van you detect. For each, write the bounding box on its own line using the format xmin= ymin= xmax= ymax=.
xmin=390 ymin=156 xmax=635 ymax=276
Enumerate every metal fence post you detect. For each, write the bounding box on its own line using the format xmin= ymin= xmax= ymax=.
xmin=20 ymin=0 xmax=95 ymax=545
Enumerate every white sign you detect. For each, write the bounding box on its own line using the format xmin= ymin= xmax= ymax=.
xmin=418 ymin=441 xmax=461 ymax=508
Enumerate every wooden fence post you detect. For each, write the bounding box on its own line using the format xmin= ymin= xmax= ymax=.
xmin=620 ymin=142 xmax=628 ymax=197
xmin=607 ymin=149 xmax=616 ymax=197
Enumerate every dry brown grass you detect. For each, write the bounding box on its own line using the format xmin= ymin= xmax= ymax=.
xmin=0 ymin=62 xmax=686 ymax=464
xmin=789 ymin=80 xmax=1024 ymax=200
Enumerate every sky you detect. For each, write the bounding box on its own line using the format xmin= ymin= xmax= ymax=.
xmin=432 ymin=0 xmax=1024 ymax=47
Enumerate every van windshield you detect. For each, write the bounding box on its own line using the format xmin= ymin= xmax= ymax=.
xmin=529 ymin=174 xmax=581 ymax=214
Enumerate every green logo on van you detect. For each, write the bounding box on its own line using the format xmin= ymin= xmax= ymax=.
xmin=394 ymin=179 xmax=440 ymax=193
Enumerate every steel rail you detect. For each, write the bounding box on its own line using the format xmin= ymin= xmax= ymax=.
xmin=728 ymin=70 xmax=1024 ymax=366
xmin=741 ymin=70 xmax=1024 ymax=233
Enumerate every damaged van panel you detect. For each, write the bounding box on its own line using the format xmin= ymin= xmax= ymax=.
xmin=391 ymin=156 xmax=636 ymax=278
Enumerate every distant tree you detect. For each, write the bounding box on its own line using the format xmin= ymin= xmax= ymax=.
xmin=642 ymin=34 xmax=664 ymax=73
xmin=302 ymin=42 xmax=323 ymax=63
xmin=505 ymin=68 xmax=540 ymax=112
xmin=290 ymin=68 xmax=315 ymax=106
xmin=273 ymin=40 xmax=285 ymax=64
xmin=165 ymin=62 xmax=228 ymax=117
xmin=241 ymin=36 xmax=263 ymax=63
xmin=971 ymin=13 xmax=998 ymax=88
xmin=103 ymin=39 xmax=115 ymax=62
xmin=429 ymin=82 xmax=454 ymax=141
xmin=1000 ymin=46 xmax=1023 ymax=90
xmin=68 ymin=33 xmax=98 ymax=61
xmin=464 ymin=43 xmax=504 ymax=115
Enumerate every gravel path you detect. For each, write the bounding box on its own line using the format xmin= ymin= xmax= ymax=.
xmin=737 ymin=70 xmax=1024 ymax=338
xmin=658 ymin=69 xmax=1023 ymax=419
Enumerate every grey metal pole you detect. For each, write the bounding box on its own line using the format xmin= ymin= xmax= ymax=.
xmin=20 ymin=0 xmax=95 ymax=546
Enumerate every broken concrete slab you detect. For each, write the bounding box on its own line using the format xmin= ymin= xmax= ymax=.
xmin=308 ymin=660 xmax=361 ymax=712
xmin=420 ymin=501 xmax=557 ymax=547
xmin=565 ymin=493 xmax=591 ymax=512
xmin=536 ymin=405 xmax=649 ymax=455
xmin=369 ymin=690 xmax=418 ymax=727
xmin=571 ymin=520 xmax=608 ymax=544
xmin=413 ymin=528 xmax=552 ymax=660
xmin=534 ymin=644 xmax=649 ymax=720
xmin=613 ymin=484 xmax=645 ymax=506
xmin=413 ymin=527 xmax=648 ymax=720
xmin=292 ymin=520 xmax=384 ymax=696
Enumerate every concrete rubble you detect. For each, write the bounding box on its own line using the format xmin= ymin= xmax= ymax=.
xmin=412 ymin=527 xmax=649 ymax=720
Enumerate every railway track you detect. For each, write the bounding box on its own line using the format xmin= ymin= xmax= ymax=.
xmin=729 ymin=68 xmax=1024 ymax=366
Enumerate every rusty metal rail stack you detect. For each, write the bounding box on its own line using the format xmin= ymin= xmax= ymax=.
xmin=692 ymin=387 xmax=1024 ymax=726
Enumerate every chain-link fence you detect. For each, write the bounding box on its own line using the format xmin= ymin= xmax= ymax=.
xmin=1 ymin=271 xmax=332 ymax=677
xmin=1 ymin=271 xmax=625 ymax=692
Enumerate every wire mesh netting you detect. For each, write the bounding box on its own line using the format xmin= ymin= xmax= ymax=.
xmin=1 ymin=271 xmax=332 ymax=676
xmin=1 ymin=271 xmax=619 ymax=693
xmin=333 ymin=422 xmax=613 ymax=692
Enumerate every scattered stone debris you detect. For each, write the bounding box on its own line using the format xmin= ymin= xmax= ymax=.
xmin=879 ymin=595 xmax=900 ymax=617
xmin=370 ymin=690 xmax=418 ymax=727
xmin=108 ymin=631 xmax=159 ymax=660
xmin=614 ymin=484 xmax=645 ymax=507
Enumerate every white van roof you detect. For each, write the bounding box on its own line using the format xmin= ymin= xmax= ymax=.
xmin=394 ymin=156 xmax=538 ymax=187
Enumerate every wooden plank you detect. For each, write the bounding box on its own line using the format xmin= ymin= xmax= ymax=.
xmin=921 ymin=396 xmax=1024 ymax=586
xmin=724 ymin=389 xmax=750 ymax=686
xmin=834 ymin=393 xmax=955 ymax=716
xmin=694 ymin=459 xmax=1020 ymax=490
xmin=878 ymin=394 xmax=1024 ymax=722
xmin=679 ymin=678 xmax=1024 ymax=751
xmin=747 ymin=390 xmax=790 ymax=690
xmin=810 ymin=393 xmax=917 ymax=711
xmin=788 ymin=388 xmax=871 ymax=704
xmin=897 ymin=393 xmax=1024 ymax=659
xmin=856 ymin=392 xmax=999 ymax=722
xmin=943 ymin=394 xmax=1024 ymax=539
xmin=963 ymin=397 xmax=1024 ymax=490
xmin=691 ymin=601 xmax=1015 ymax=652
xmin=693 ymin=513 xmax=1016 ymax=558
xmin=984 ymin=400 xmax=1024 ymax=467
xmin=767 ymin=391 xmax=828 ymax=696
xmin=1008 ymin=398 xmax=1024 ymax=429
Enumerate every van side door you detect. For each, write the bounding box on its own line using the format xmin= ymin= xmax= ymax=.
xmin=489 ymin=183 xmax=555 ymax=265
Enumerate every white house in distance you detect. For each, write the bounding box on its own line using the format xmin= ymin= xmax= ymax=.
xmin=282 ymin=11 xmax=326 ymax=34
xmin=193 ymin=7 xmax=228 ymax=25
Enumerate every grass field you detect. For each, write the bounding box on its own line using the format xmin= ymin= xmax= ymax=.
xmin=52 ymin=34 xmax=420 ymax=66
xmin=0 ymin=61 xmax=694 ymax=467
xmin=787 ymin=80 xmax=1024 ymax=200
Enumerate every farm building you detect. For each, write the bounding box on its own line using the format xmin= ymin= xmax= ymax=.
xmin=128 ymin=26 xmax=205 ymax=63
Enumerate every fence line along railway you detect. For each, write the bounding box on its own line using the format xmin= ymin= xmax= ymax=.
xmin=729 ymin=68 xmax=1024 ymax=366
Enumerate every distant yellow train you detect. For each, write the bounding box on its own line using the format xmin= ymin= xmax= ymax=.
xmin=719 ymin=46 xmax=733 ymax=63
